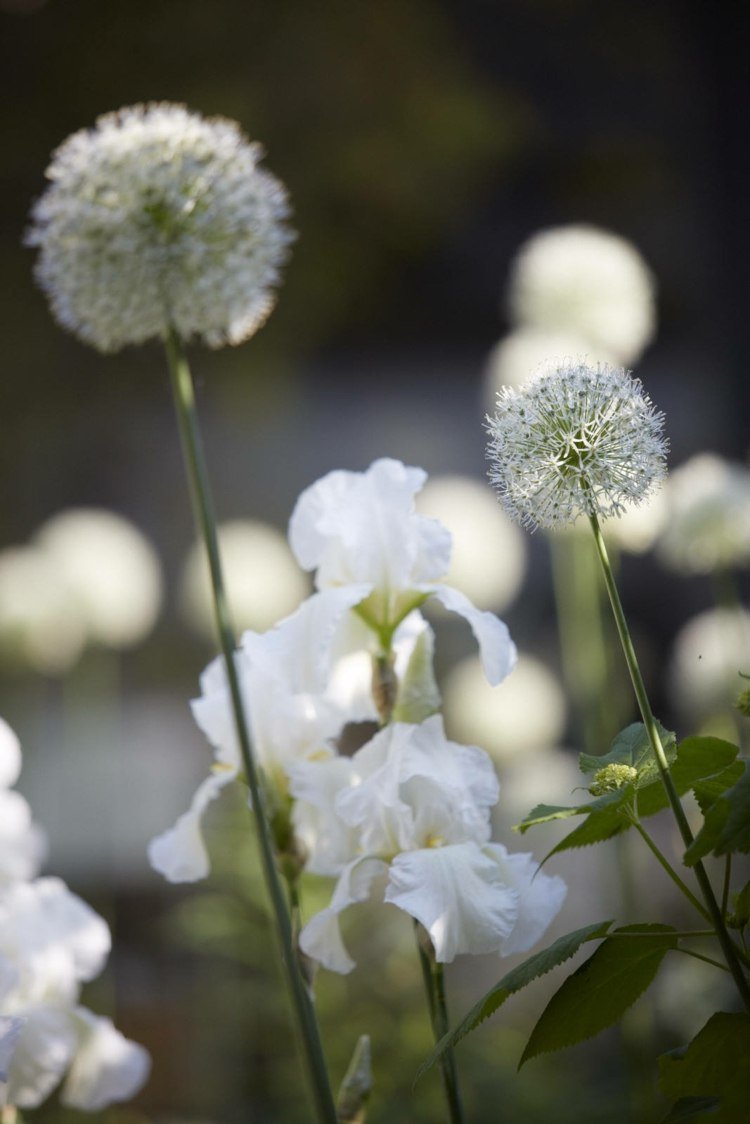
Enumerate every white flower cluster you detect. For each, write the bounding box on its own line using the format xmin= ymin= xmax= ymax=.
xmin=27 ymin=103 xmax=293 ymax=352
xmin=149 ymin=458 xmax=566 ymax=969
xmin=486 ymin=360 xmax=668 ymax=531
xmin=657 ymin=453 xmax=750 ymax=575
xmin=0 ymin=717 xmax=150 ymax=1111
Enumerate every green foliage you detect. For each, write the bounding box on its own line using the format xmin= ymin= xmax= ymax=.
xmin=519 ymin=925 xmax=678 ymax=1066
xmin=416 ymin=922 xmax=613 ymax=1080
xmin=659 ymin=1012 xmax=750 ymax=1122
xmin=579 ymin=721 xmax=676 ymax=785
xmin=637 ymin=736 xmax=739 ymax=818
xmin=727 ymin=880 xmax=750 ymax=932
xmin=684 ymin=762 xmax=750 ymax=866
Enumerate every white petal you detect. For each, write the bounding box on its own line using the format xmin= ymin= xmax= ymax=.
xmin=0 ymin=716 xmax=21 ymax=789
xmin=0 ymin=790 xmax=47 ymax=885
xmin=147 ymin=769 xmax=236 ymax=883
xmin=299 ymin=857 xmax=387 ymax=974
xmin=61 ymin=1008 xmax=151 ymax=1111
xmin=4 ymin=1006 xmax=77 ymax=1108
xmin=0 ymin=1015 xmax=24 ymax=1083
xmin=483 ymin=843 xmax=567 ymax=955
xmin=430 ymin=585 xmax=517 ymax=686
xmin=384 ymin=843 xmax=520 ymax=962
xmin=288 ymin=459 xmax=451 ymax=591
xmin=289 ymin=756 xmax=360 ymax=875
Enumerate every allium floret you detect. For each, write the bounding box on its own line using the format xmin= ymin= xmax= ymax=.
xmin=27 ymin=103 xmax=294 ymax=352
xmin=486 ymin=360 xmax=668 ymax=532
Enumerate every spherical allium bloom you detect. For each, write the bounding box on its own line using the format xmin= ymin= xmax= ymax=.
xmin=27 ymin=103 xmax=293 ymax=352
xmin=657 ymin=453 xmax=750 ymax=574
xmin=507 ymin=224 xmax=656 ymax=364
xmin=35 ymin=508 xmax=162 ymax=650
xmin=486 ymin=360 xmax=668 ymax=532
xmin=0 ymin=546 xmax=86 ymax=675
xmin=483 ymin=326 xmax=612 ymax=402
xmin=668 ymin=607 xmax=750 ymax=722
xmin=180 ymin=519 xmax=309 ymax=638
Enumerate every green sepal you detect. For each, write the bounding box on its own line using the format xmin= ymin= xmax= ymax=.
xmin=519 ymin=924 xmax=678 ymax=1066
xmin=659 ymin=1011 xmax=750 ymax=1122
xmin=684 ymin=762 xmax=750 ymax=866
xmin=414 ymin=921 xmax=613 ymax=1083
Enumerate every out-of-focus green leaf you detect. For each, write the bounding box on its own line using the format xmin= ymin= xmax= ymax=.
xmin=520 ymin=924 xmax=677 ymax=1066
xmin=659 ymin=1012 xmax=750 ymax=1122
xmin=684 ymin=763 xmax=750 ymax=866
xmin=636 ymin=736 xmax=739 ymax=817
xmin=579 ymin=721 xmax=676 ymax=788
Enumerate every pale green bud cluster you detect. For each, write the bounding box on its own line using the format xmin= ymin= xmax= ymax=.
xmin=589 ymin=762 xmax=638 ymax=796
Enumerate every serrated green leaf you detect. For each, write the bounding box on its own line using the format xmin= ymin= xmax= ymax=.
xmin=660 ymin=1096 xmax=720 ymax=1122
xmin=515 ymin=803 xmax=584 ymax=833
xmin=520 ymin=924 xmax=677 ymax=1066
xmin=684 ymin=763 xmax=750 ymax=866
xmin=693 ymin=761 xmax=745 ymax=815
xmin=579 ymin=722 xmax=676 ymax=787
xmin=659 ymin=1012 xmax=750 ymax=1122
xmin=415 ymin=921 xmax=613 ymax=1083
xmin=635 ymin=737 xmax=740 ymax=819
xmin=728 ymin=880 xmax=750 ymax=930
xmin=542 ymin=800 xmax=630 ymax=862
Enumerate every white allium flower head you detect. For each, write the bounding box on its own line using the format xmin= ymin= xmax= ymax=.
xmin=486 ymin=360 xmax=668 ymax=532
xmin=483 ymin=326 xmax=614 ymax=401
xmin=668 ymin=607 xmax=750 ymax=721
xmin=508 ymin=224 xmax=656 ymax=364
xmin=27 ymin=103 xmax=293 ymax=352
xmin=35 ymin=508 xmax=162 ymax=650
xmin=0 ymin=546 xmax=87 ymax=675
xmin=657 ymin=453 xmax=750 ymax=574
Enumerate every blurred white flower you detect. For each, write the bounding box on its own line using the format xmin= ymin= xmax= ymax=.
xmin=507 ymin=224 xmax=656 ymax=364
xmin=602 ymin=489 xmax=667 ymax=554
xmin=669 ymin=607 xmax=750 ymax=721
xmin=35 ymin=508 xmax=162 ymax=650
xmin=27 ymin=103 xmax=293 ymax=352
xmin=416 ymin=475 xmax=526 ymax=611
xmin=289 ymin=458 xmax=516 ymax=686
xmin=486 ymin=361 xmax=668 ymax=532
xmin=657 ymin=454 xmax=750 ymax=574
xmin=180 ymin=519 xmax=309 ymax=638
xmin=0 ymin=546 xmax=86 ymax=674
xmin=0 ymin=717 xmax=47 ymax=886
xmin=298 ymin=716 xmax=565 ymax=970
xmin=61 ymin=1008 xmax=151 ymax=1112
xmin=483 ymin=326 xmax=612 ymax=401
xmin=443 ymin=653 xmax=567 ymax=761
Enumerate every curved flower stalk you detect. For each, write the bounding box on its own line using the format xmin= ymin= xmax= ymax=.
xmin=289 ymin=457 xmax=517 ymax=685
xmin=486 ymin=359 xmax=750 ymax=1013
xmin=296 ymin=716 xmax=566 ymax=974
xmin=0 ymin=720 xmax=150 ymax=1113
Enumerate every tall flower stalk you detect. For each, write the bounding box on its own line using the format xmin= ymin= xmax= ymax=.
xmin=164 ymin=329 xmax=337 ymax=1120
xmin=486 ymin=358 xmax=750 ymax=1011
xmin=27 ymin=102 xmax=337 ymax=1122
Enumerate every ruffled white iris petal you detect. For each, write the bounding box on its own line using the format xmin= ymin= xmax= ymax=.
xmin=3 ymin=1006 xmax=78 ymax=1108
xmin=429 ymin=584 xmax=517 ymax=686
xmin=299 ymin=857 xmax=388 ymax=974
xmin=289 ymin=756 xmax=359 ymax=876
xmin=61 ymin=1008 xmax=151 ymax=1111
xmin=289 ymin=458 xmax=451 ymax=593
xmin=384 ymin=843 xmax=520 ymax=962
xmin=147 ymin=769 xmax=237 ymax=884
xmin=0 ymin=1014 xmax=24 ymax=1083
xmin=483 ymin=844 xmax=567 ymax=955
xmin=0 ymin=879 xmax=111 ymax=1006
xmin=0 ymin=718 xmax=21 ymax=789
xmin=0 ymin=790 xmax=47 ymax=886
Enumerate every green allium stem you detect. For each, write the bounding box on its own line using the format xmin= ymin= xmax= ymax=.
xmin=164 ymin=329 xmax=337 ymax=1124
xmin=589 ymin=512 xmax=750 ymax=1012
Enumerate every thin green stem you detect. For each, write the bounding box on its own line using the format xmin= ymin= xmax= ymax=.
xmin=589 ymin=512 xmax=750 ymax=1012
xmin=164 ymin=329 xmax=337 ymax=1124
xmin=676 ymin=948 xmax=730 ymax=973
xmin=629 ymin=820 xmax=710 ymax=922
xmin=722 ymin=854 xmax=733 ymax=919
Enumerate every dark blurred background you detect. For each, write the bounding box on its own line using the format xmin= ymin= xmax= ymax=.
xmin=1 ymin=1 xmax=749 ymax=1121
